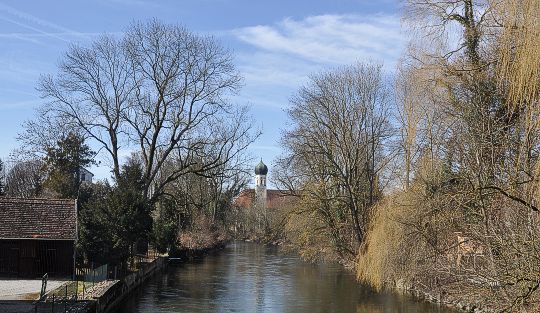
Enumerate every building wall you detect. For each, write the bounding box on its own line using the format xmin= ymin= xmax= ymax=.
xmin=0 ymin=239 xmax=74 ymax=278
xmin=80 ymin=168 xmax=94 ymax=183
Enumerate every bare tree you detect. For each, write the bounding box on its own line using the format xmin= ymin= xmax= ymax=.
xmin=28 ymin=20 xmax=257 ymax=202
xmin=36 ymin=34 xmax=131 ymax=179
xmin=4 ymin=159 xmax=45 ymax=198
xmin=276 ymin=62 xmax=394 ymax=259
xmin=395 ymin=64 xmax=423 ymax=189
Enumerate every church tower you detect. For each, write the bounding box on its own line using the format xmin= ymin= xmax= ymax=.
xmin=254 ymin=159 xmax=268 ymax=208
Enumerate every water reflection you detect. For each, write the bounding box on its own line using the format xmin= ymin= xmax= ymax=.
xmin=117 ymin=242 xmax=456 ymax=313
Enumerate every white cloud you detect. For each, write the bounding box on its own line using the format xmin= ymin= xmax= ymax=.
xmin=236 ymin=51 xmax=316 ymax=87
xmin=231 ymin=13 xmax=406 ymax=112
xmin=233 ymin=14 xmax=404 ymax=67
xmin=230 ymin=14 xmax=406 ymax=167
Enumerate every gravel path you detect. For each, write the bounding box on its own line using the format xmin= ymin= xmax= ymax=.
xmin=0 ymin=280 xmax=65 ymax=300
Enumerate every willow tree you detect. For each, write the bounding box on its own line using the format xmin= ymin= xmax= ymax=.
xmin=378 ymin=0 xmax=540 ymax=309
xmin=492 ymin=0 xmax=540 ymax=308
xmin=496 ymin=0 xmax=540 ymax=200
xmin=276 ymin=62 xmax=393 ymax=260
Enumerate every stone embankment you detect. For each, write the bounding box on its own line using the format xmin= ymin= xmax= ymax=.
xmin=74 ymin=241 xmax=228 ymax=313
xmin=87 ymin=257 xmax=167 ymax=313
xmin=394 ymin=279 xmax=492 ymax=313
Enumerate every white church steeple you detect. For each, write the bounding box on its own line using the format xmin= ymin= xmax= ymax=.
xmin=254 ymin=159 xmax=268 ymax=208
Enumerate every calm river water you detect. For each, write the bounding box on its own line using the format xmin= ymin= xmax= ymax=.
xmin=116 ymin=242 xmax=456 ymax=313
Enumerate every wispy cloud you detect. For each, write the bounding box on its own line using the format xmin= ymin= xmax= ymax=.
xmin=251 ymin=145 xmax=282 ymax=152
xmin=236 ymin=51 xmax=316 ymax=87
xmin=0 ymin=55 xmax=51 ymax=83
xmin=0 ymin=98 xmax=41 ymax=111
xmin=0 ymin=3 xmax=79 ymax=33
xmin=0 ymin=16 xmax=70 ymax=43
xmin=0 ymin=31 xmax=123 ymax=42
xmin=233 ymin=14 xmax=406 ymax=179
xmin=233 ymin=14 xmax=404 ymax=67
xmin=0 ymin=3 xmax=95 ymax=43
xmin=0 ymin=31 xmax=41 ymax=44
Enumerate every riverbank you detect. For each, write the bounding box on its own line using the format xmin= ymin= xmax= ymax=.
xmin=352 ymin=193 xmax=508 ymax=313
xmin=41 ymin=239 xmax=227 ymax=313
xmin=395 ymin=282 xmax=492 ymax=313
xmin=169 ymin=241 xmax=228 ymax=261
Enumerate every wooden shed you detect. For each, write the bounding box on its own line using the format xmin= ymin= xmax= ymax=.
xmin=0 ymin=197 xmax=77 ymax=278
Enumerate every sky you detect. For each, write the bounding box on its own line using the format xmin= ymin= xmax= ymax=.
xmin=0 ymin=0 xmax=405 ymax=185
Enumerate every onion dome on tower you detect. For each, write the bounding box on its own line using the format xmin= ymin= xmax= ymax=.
xmin=254 ymin=159 xmax=268 ymax=175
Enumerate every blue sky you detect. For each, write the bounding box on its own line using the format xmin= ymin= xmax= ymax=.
xmin=0 ymin=0 xmax=404 ymax=184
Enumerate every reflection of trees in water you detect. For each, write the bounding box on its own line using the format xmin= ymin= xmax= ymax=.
xmin=254 ymin=248 xmax=266 ymax=312
xmin=282 ymin=263 xmax=360 ymax=313
xmin=151 ymin=255 xmax=231 ymax=312
xmin=115 ymin=242 xmax=457 ymax=313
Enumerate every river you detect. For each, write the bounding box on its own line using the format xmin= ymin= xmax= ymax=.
xmin=116 ymin=242 xmax=457 ymax=313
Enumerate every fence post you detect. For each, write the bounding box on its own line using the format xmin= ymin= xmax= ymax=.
xmin=40 ymin=273 xmax=48 ymax=300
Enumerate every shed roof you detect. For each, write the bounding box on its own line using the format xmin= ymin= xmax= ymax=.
xmin=0 ymin=197 xmax=77 ymax=240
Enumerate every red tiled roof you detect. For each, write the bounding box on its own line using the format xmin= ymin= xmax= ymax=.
xmin=0 ymin=197 xmax=77 ymax=240
xmin=234 ymin=189 xmax=296 ymax=209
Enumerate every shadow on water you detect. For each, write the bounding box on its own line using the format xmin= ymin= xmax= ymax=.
xmin=116 ymin=242 xmax=457 ymax=313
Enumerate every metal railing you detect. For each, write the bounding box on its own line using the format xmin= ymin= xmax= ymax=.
xmin=33 ymin=249 xmax=162 ymax=312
